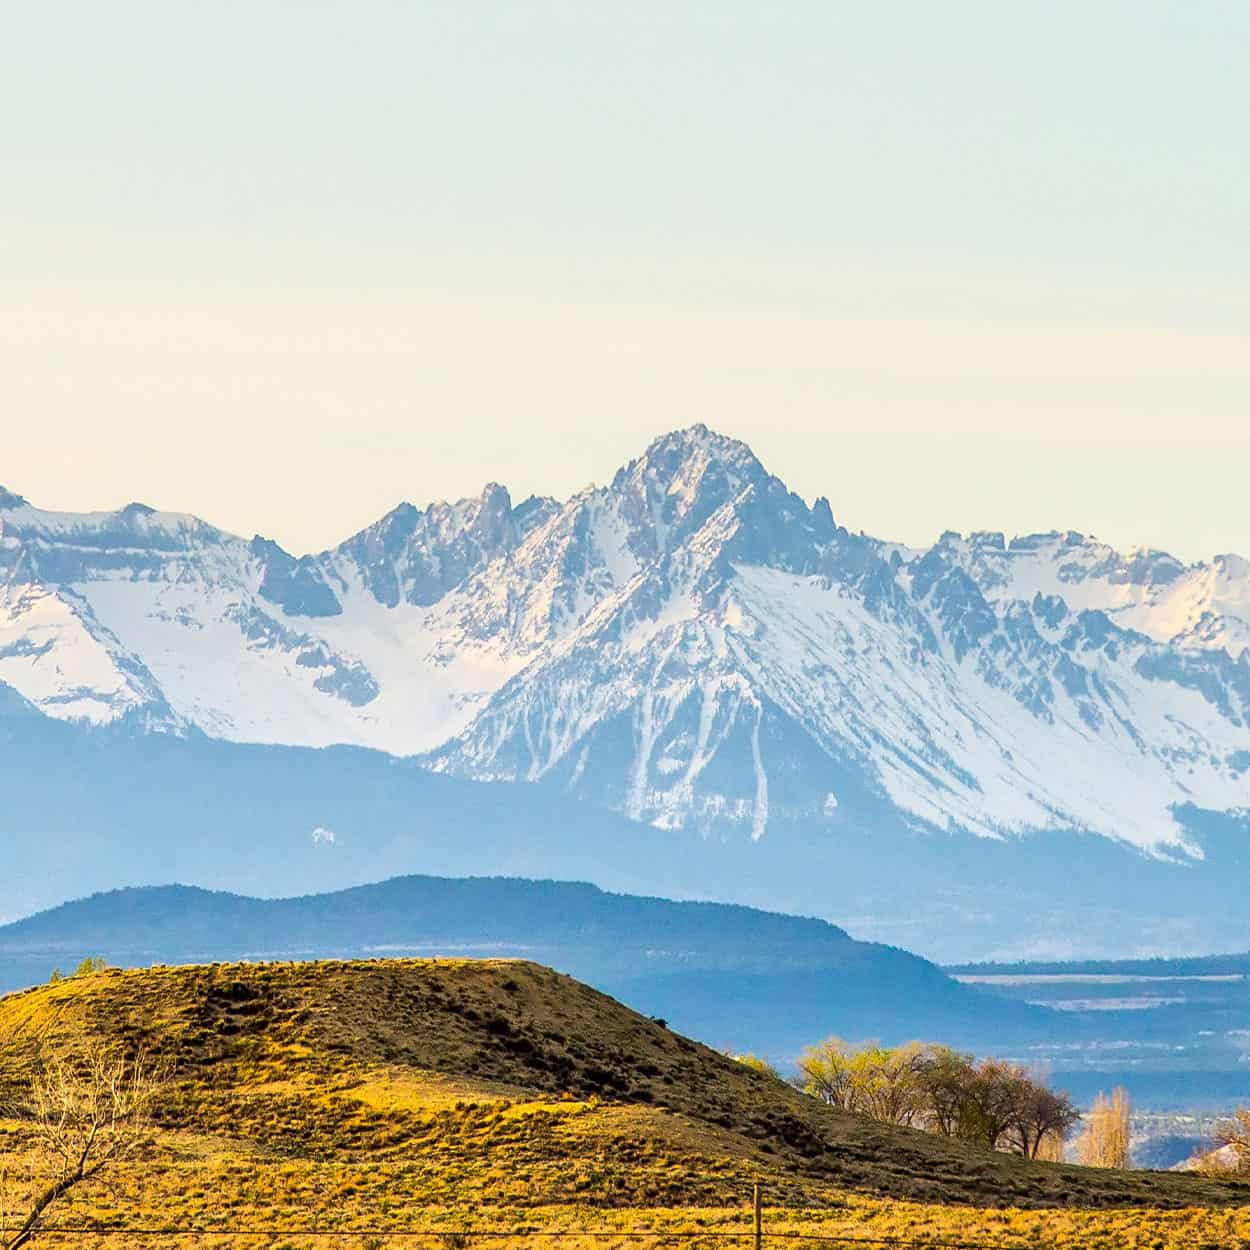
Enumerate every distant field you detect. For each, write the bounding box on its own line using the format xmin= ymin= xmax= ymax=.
xmin=946 ymin=961 xmax=1250 ymax=1120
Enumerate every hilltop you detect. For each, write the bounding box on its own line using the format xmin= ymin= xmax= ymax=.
xmin=2 ymin=957 xmax=1248 ymax=1245
xmin=0 ymin=877 xmax=1054 ymax=1055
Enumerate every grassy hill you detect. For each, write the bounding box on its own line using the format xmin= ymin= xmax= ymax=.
xmin=2 ymin=959 xmax=1249 ymax=1248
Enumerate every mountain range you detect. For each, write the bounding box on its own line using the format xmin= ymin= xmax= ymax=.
xmin=3 ymin=426 xmax=1248 ymax=958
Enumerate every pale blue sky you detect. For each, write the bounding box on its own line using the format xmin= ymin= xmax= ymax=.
xmin=3 ymin=2 xmax=1248 ymax=559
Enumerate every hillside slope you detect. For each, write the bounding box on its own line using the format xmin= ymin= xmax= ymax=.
xmin=0 ymin=877 xmax=1058 ymax=1054
xmin=2 ymin=959 xmax=1246 ymax=1218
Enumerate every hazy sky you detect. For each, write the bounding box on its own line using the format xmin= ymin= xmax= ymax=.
xmin=3 ymin=2 xmax=1248 ymax=560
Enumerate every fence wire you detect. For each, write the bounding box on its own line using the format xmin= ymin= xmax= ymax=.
xmin=19 ymin=1229 xmax=1250 ymax=1249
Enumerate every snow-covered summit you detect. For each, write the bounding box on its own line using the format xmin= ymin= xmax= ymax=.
xmin=615 ymin=424 xmax=765 ymax=505
xmin=2 ymin=430 xmax=1247 ymax=855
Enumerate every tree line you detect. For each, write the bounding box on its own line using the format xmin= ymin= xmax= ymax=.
xmin=789 ymin=1038 xmax=1092 ymax=1161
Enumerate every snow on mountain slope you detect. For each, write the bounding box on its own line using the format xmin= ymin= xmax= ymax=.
xmin=730 ymin=565 xmax=1247 ymax=846
xmin=431 ymin=497 xmax=1249 ymax=851
xmin=934 ymin=530 xmax=1250 ymax=657
xmin=0 ymin=484 xmax=549 ymax=751
xmin=2 ymin=426 xmax=1248 ymax=853
xmin=0 ymin=582 xmax=165 ymax=725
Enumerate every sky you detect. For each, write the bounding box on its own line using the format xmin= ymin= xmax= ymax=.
xmin=3 ymin=2 xmax=1248 ymax=561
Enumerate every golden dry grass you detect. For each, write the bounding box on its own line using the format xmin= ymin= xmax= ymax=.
xmin=1 ymin=959 xmax=1248 ymax=1249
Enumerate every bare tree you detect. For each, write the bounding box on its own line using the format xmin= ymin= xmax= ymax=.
xmin=1 ymin=1044 xmax=161 ymax=1250
xmin=1002 ymin=1080 xmax=1080 ymax=1160
xmin=1209 ymin=1108 xmax=1250 ymax=1175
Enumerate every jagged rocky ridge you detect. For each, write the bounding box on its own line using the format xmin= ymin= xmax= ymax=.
xmin=2 ymin=426 xmax=1248 ymax=853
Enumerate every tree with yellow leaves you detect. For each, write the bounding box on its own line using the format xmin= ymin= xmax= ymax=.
xmin=1078 ymin=1087 xmax=1131 ymax=1169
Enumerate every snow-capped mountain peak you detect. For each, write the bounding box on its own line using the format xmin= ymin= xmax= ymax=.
xmin=3 ymin=430 xmax=1248 ymax=858
xmin=607 ymin=424 xmax=772 ymax=556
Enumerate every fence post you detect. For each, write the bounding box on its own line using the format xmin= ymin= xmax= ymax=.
xmin=753 ymin=1182 xmax=762 ymax=1250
